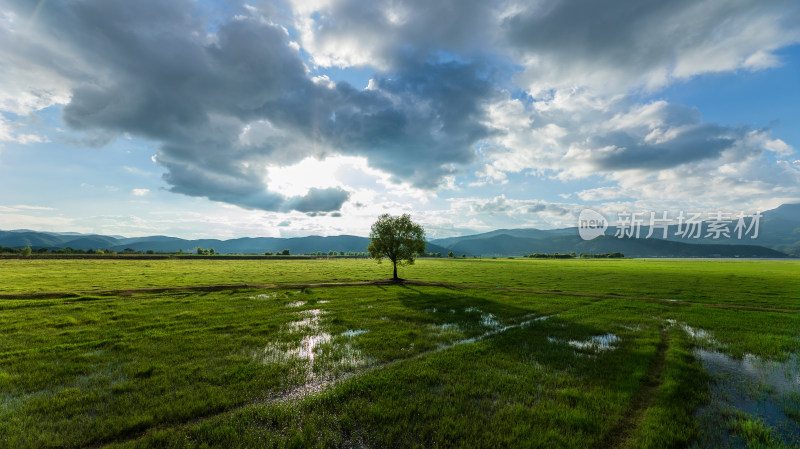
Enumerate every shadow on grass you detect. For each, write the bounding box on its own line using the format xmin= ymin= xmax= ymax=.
xmin=157 ymin=292 xmax=673 ymax=449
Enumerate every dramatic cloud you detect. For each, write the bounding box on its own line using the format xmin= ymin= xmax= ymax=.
xmin=503 ymin=0 xmax=800 ymax=94
xmin=1 ymin=0 xmax=798 ymax=228
xmin=289 ymin=0 xmax=506 ymax=69
xmin=289 ymin=0 xmax=800 ymax=211
xmin=284 ymin=187 xmax=351 ymax=213
xmin=3 ymin=0 xmax=500 ymax=212
xmin=292 ymin=0 xmax=800 ymax=92
xmin=482 ymin=93 xmax=799 ymax=210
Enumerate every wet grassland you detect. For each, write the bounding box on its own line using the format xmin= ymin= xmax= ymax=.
xmin=0 ymin=259 xmax=798 ymax=448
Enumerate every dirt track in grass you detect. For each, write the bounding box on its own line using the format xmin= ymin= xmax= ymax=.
xmin=2 ymin=279 xmax=796 ymax=314
xmin=89 ymin=312 xmax=552 ymax=448
xmin=600 ymin=329 xmax=670 ymax=449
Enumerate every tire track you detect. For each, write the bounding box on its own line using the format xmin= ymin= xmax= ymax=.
xmin=598 ymin=328 xmax=670 ymax=449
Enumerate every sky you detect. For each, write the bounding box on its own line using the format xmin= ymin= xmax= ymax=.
xmin=1 ymin=0 xmax=799 ymax=239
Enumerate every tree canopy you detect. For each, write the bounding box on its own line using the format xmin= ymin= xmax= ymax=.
xmin=367 ymin=214 xmax=426 ymax=281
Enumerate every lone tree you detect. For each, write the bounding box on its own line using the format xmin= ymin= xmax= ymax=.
xmin=367 ymin=213 xmax=426 ymax=281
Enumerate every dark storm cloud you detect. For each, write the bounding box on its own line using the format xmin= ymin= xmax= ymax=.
xmin=504 ymin=0 xmax=686 ymax=66
xmin=591 ymin=125 xmax=740 ymax=171
xmin=296 ymin=0 xmax=798 ymax=91
xmin=284 ymin=187 xmax=351 ymax=213
xmin=502 ymin=0 xmax=800 ymax=90
xmin=160 ymin=158 xmax=285 ymax=211
xmin=324 ymin=60 xmax=501 ymax=187
xmin=58 ymin=1 xmax=310 ymax=140
xmin=16 ymin=0 xmax=499 ymax=211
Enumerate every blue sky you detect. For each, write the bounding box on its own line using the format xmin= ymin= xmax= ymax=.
xmin=1 ymin=0 xmax=799 ymax=239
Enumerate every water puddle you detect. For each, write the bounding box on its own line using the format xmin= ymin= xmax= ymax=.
xmin=285 ymin=301 xmax=306 ymax=308
xmin=288 ymin=309 xmax=324 ymax=331
xmin=255 ymin=313 xmax=552 ymax=406
xmin=693 ymin=349 xmax=800 ymax=447
xmin=665 ymin=318 xmax=724 ymax=348
xmin=249 ymin=293 xmax=277 ymax=300
xmin=428 ymin=322 xmax=462 ymax=340
xmin=256 ymin=309 xmax=370 ymax=380
xmin=681 ymin=324 xmax=719 ymax=347
xmin=480 ymin=313 xmax=501 ymax=329
xmin=423 ymin=307 xmax=456 ymax=314
xmin=452 ymin=314 xmax=550 ymax=346
xmin=547 ymin=333 xmax=620 ymax=352
xmin=674 ymin=322 xmax=800 ymax=447
xmin=462 ymin=307 xmax=504 ymax=330
xmin=260 ymin=334 xmax=332 ymax=364
xmin=260 ymin=310 xmax=330 ymax=365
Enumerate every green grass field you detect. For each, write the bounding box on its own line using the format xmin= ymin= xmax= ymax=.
xmin=1 ymin=259 xmax=798 ymax=448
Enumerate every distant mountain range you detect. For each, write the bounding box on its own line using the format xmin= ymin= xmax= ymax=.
xmin=0 ymin=231 xmax=449 ymax=257
xmin=1 ymin=203 xmax=797 ymax=258
xmin=429 ymin=203 xmax=800 ymax=258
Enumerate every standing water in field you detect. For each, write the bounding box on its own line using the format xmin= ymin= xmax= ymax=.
xmin=480 ymin=313 xmax=501 ymax=329
xmin=546 ymin=333 xmax=620 ymax=353
xmin=567 ymin=333 xmax=620 ymax=351
xmin=256 ymin=308 xmax=370 ymax=379
xmin=682 ymin=324 xmax=800 ymax=448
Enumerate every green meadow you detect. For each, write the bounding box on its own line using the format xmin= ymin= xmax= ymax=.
xmin=0 ymin=259 xmax=798 ymax=448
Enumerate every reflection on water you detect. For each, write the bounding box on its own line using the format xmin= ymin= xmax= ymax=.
xmin=288 ymin=309 xmax=324 ymax=331
xmin=568 ymin=333 xmax=620 ymax=351
xmin=254 ymin=309 xmax=553 ymax=404
xmin=455 ymin=314 xmax=551 ymax=346
xmin=547 ymin=333 xmax=620 ymax=353
xmin=256 ymin=309 xmax=371 ymax=379
xmin=682 ymin=324 xmax=719 ymax=347
xmin=248 ymin=293 xmax=277 ymax=300
xmin=683 ymin=324 xmax=800 ymax=448
xmin=481 ymin=313 xmax=501 ymax=329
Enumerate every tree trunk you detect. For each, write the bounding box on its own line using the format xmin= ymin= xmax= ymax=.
xmin=393 ymin=262 xmax=398 ymax=280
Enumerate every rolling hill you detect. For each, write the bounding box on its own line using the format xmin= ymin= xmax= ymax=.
xmin=0 ymin=231 xmax=451 ymax=256
xmin=1 ymin=203 xmax=797 ymax=257
xmin=430 ymin=203 xmax=799 ymax=257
